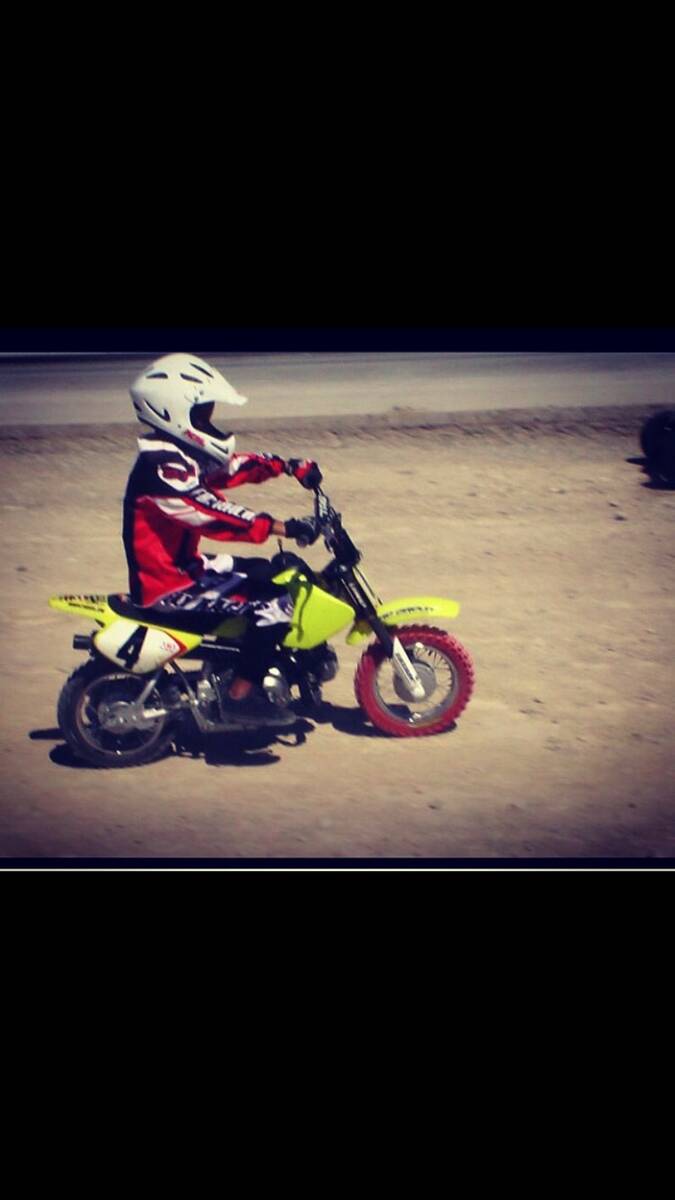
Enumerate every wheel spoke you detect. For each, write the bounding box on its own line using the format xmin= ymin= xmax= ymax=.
xmin=355 ymin=626 xmax=474 ymax=738
xmin=76 ymin=673 xmax=164 ymax=758
xmin=373 ymin=644 xmax=460 ymax=727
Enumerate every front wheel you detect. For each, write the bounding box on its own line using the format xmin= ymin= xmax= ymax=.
xmin=57 ymin=659 xmax=176 ymax=768
xmin=354 ymin=625 xmax=474 ymax=737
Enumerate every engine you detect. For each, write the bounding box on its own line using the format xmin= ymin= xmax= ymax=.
xmin=298 ymin=645 xmax=339 ymax=682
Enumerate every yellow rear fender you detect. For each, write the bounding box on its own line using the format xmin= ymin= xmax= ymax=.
xmin=49 ymin=594 xmax=204 ymax=670
xmin=49 ymin=594 xmax=117 ymax=624
xmin=346 ymin=595 xmax=461 ymax=645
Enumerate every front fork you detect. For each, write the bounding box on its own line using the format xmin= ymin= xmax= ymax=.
xmin=369 ymin=617 xmax=426 ymax=701
xmin=330 ymin=562 xmax=427 ymax=702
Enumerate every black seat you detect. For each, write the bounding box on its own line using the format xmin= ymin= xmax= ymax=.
xmin=107 ymin=594 xmax=229 ymax=636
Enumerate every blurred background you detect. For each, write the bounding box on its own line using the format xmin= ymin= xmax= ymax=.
xmin=2 ymin=351 xmax=675 ymax=425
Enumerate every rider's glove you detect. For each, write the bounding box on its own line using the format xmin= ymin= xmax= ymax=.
xmin=285 ymin=516 xmax=320 ymax=546
xmin=285 ymin=458 xmax=323 ymax=490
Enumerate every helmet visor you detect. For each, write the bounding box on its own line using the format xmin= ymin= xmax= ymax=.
xmin=191 ymin=402 xmax=233 ymax=443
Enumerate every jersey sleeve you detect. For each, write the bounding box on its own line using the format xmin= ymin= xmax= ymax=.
xmin=205 ymin=452 xmax=287 ymax=490
xmin=144 ymin=449 xmax=274 ymax=543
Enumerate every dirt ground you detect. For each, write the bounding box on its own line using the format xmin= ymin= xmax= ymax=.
xmin=0 ymin=406 xmax=673 ymax=861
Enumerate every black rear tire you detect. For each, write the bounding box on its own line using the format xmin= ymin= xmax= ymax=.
xmin=640 ymin=410 xmax=675 ymax=485
xmin=57 ymin=659 xmax=175 ymax=769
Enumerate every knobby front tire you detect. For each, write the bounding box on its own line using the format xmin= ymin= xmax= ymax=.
xmin=354 ymin=625 xmax=475 ymax=737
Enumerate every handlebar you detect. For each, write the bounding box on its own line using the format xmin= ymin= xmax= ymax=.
xmin=305 ymin=485 xmax=361 ymax=566
xmin=292 ymin=487 xmax=332 ymax=547
xmin=286 ymin=484 xmax=361 ymax=565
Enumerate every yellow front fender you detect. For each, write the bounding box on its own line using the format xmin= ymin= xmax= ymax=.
xmin=345 ymin=595 xmax=460 ymax=646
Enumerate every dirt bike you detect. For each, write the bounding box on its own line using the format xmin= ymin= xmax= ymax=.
xmin=49 ymin=486 xmax=475 ymax=767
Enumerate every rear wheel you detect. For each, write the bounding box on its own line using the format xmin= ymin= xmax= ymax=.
xmin=354 ymin=625 xmax=474 ymax=737
xmin=57 ymin=659 xmax=175 ymax=768
xmin=640 ymin=410 xmax=675 ymax=485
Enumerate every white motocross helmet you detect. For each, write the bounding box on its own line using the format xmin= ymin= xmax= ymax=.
xmin=130 ymin=353 xmax=248 ymax=466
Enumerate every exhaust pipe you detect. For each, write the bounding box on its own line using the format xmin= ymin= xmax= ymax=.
xmin=73 ymin=635 xmax=93 ymax=652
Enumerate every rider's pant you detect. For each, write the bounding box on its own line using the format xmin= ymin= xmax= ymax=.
xmin=153 ymin=555 xmax=293 ymax=685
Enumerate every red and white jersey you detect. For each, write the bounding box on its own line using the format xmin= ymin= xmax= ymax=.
xmin=123 ymin=433 xmax=287 ymax=605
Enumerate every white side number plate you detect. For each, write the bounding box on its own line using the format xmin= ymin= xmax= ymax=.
xmin=95 ymin=619 xmax=185 ymax=674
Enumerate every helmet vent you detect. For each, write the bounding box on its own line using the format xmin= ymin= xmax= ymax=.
xmin=145 ymin=400 xmax=171 ymax=422
xmin=190 ymin=363 xmax=214 ymax=378
xmin=146 ymin=371 xmax=168 ymax=379
xmin=180 ymin=373 xmax=205 ymax=384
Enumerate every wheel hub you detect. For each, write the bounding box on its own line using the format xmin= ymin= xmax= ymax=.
xmin=393 ymin=660 xmax=437 ymax=703
xmin=98 ymin=699 xmax=157 ymax=733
